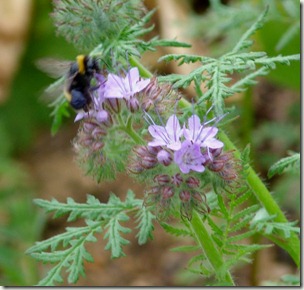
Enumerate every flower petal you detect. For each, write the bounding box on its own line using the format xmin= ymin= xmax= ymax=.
xmin=135 ymin=79 xmax=150 ymax=92
xmin=166 ymin=115 xmax=182 ymax=143
xmin=188 ymin=114 xmax=201 ymax=134
xmin=204 ymin=138 xmax=224 ymax=149
xmin=127 ymin=67 xmax=140 ymax=83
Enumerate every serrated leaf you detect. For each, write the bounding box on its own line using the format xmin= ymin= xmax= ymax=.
xmin=268 ymin=153 xmax=300 ymax=178
xmin=160 ymin=222 xmax=192 ymax=237
xmin=135 ymin=206 xmax=155 ymax=245
xmin=104 ymin=213 xmax=131 ymax=258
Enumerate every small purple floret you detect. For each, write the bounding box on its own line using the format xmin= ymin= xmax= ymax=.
xmin=174 ymin=140 xmax=206 ymax=174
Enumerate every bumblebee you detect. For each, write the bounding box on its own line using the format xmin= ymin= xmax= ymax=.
xmin=37 ymin=55 xmax=101 ymax=111
xmin=64 ymin=55 xmax=100 ymax=111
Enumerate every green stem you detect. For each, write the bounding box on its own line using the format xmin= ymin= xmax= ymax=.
xmin=116 ymin=114 xmax=145 ymax=145
xmin=219 ymin=131 xmax=300 ymax=267
xmin=129 ymin=58 xmax=300 ymax=268
xmin=129 ymin=55 xmax=153 ymax=78
xmin=188 ymin=211 xmax=235 ymax=285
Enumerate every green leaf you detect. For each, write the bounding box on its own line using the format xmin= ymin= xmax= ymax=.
xmin=268 ymin=152 xmax=300 ymax=178
xmin=135 ymin=206 xmax=155 ymax=245
xmin=104 ymin=213 xmax=131 ymax=258
xmin=160 ymin=222 xmax=192 ymax=237
xmin=28 ymin=220 xmax=101 ymax=286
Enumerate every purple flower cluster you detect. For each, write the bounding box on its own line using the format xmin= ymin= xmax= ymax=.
xmin=147 ymin=113 xmax=224 ymax=174
xmin=72 ymin=65 xmax=237 ymax=220
xmin=75 ymin=67 xmax=151 ymax=122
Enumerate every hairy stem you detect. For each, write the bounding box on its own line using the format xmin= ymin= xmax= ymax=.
xmin=116 ymin=114 xmax=145 ymax=145
xmin=188 ymin=211 xmax=235 ymax=285
xmin=219 ymin=131 xmax=300 ymax=267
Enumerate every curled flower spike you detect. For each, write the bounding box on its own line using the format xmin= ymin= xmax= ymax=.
xmin=140 ymin=77 xmax=180 ymax=113
xmin=128 ymin=145 xmax=161 ymax=174
xmin=208 ymin=150 xmax=241 ymax=187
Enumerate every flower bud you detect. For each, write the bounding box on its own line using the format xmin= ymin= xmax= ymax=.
xmin=192 ymin=191 xmax=203 ymax=203
xmin=157 ymin=150 xmax=172 ymax=166
xmin=141 ymin=99 xmax=154 ymax=111
xmin=83 ymin=121 xmax=98 ymax=133
xmin=171 ymin=173 xmax=183 ymax=187
xmin=210 ymin=147 xmax=222 ymax=158
xmin=179 ymin=190 xmax=191 ymax=202
xmin=127 ymin=97 xmax=140 ymax=112
xmin=80 ymin=137 xmax=94 ymax=146
xmin=153 ymin=174 xmax=170 ymax=185
xmin=105 ymin=97 xmax=120 ymax=113
xmin=186 ymin=176 xmax=200 ymax=188
xmin=162 ymin=186 xmax=174 ymax=199
xmin=95 ymin=110 xmax=109 ymax=123
xmin=92 ymin=127 xmax=107 ymax=139
xmin=134 ymin=146 xmax=149 ymax=157
xmin=128 ymin=163 xmax=145 ymax=174
xmin=147 ymin=146 xmax=161 ymax=155
xmin=141 ymin=155 xmax=158 ymax=169
xmin=92 ymin=141 xmax=104 ymax=152
xmin=208 ymin=160 xmax=225 ymax=172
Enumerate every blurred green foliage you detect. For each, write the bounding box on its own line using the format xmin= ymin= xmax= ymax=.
xmin=0 ymin=0 xmax=77 ymax=286
xmin=0 ymin=1 xmax=77 ymax=155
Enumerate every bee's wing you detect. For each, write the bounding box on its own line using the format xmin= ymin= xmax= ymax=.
xmin=36 ymin=57 xmax=72 ymax=79
xmin=39 ymin=77 xmax=66 ymax=105
xmin=37 ymin=57 xmax=77 ymax=105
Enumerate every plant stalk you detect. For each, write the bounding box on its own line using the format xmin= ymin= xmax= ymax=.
xmin=188 ymin=211 xmax=235 ymax=285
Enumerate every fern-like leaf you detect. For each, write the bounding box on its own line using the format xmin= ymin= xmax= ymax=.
xmin=158 ymin=7 xmax=299 ymax=116
xmin=135 ymin=206 xmax=155 ymax=245
xmin=160 ymin=222 xmax=192 ymax=237
xmin=27 ymin=220 xmax=102 ymax=286
xmin=250 ymin=208 xmax=300 ymax=239
xmin=104 ymin=213 xmax=131 ymax=258
xmin=268 ymin=152 xmax=300 ymax=178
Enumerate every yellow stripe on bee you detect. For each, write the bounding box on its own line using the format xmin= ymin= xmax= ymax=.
xmin=76 ymin=55 xmax=86 ymax=74
xmin=64 ymin=88 xmax=72 ymax=102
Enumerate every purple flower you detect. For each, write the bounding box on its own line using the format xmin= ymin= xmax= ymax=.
xmin=174 ymin=140 xmax=206 ymax=174
xmin=104 ymin=67 xmax=150 ymax=100
xmin=148 ymin=114 xmax=183 ymax=151
xmin=183 ymin=114 xmax=223 ymax=149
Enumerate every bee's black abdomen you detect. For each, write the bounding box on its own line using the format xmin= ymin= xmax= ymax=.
xmin=66 ymin=56 xmax=100 ymax=111
xmin=70 ymin=89 xmax=89 ymax=110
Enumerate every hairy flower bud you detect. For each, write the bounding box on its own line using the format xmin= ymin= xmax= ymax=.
xmin=157 ymin=150 xmax=172 ymax=166
xmin=140 ymin=77 xmax=180 ymax=114
xmin=105 ymin=98 xmax=121 ymax=113
xmin=162 ymin=186 xmax=175 ymax=199
xmin=186 ymin=176 xmax=200 ymax=188
xmin=208 ymin=150 xmax=240 ymax=185
xmin=154 ymin=174 xmax=171 ymax=185
xmin=171 ymin=173 xmax=183 ymax=187
xmin=179 ymin=190 xmax=191 ymax=202
xmin=141 ymin=155 xmax=158 ymax=169
xmin=127 ymin=97 xmax=140 ymax=112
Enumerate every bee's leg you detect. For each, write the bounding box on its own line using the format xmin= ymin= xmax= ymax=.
xmin=89 ymin=85 xmax=100 ymax=92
